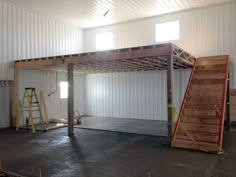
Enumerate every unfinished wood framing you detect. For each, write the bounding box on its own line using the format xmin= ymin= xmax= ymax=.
xmin=12 ymin=43 xmax=195 ymax=136
xmin=68 ymin=63 xmax=74 ymax=135
xmin=167 ymin=54 xmax=174 ymax=139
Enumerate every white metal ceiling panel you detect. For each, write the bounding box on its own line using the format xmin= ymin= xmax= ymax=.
xmin=4 ymin=0 xmax=235 ymax=28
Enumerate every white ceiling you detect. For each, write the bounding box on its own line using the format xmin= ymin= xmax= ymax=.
xmin=7 ymin=0 xmax=234 ymax=28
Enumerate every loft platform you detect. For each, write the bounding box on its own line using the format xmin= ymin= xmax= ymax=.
xmin=14 ymin=43 xmax=195 ymax=73
xmin=12 ymin=43 xmax=195 ymax=138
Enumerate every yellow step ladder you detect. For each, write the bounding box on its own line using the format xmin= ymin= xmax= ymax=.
xmin=16 ymin=88 xmax=47 ymax=133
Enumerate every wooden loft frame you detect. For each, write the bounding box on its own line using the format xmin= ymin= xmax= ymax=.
xmin=12 ymin=43 xmax=195 ymax=139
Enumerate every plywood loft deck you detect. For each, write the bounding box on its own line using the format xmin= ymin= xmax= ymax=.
xmin=14 ymin=43 xmax=195 ymax=72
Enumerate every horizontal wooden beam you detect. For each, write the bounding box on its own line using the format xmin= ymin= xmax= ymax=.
xmin=15 ymin=44 xmax=172 ymax=69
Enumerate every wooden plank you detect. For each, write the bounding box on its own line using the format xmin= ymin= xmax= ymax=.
xmin=194 ymin=68 xmax=226 ymax=74
xmin=167 ymin=54 xmax=174 ymax=139
xmin=12 ymin=67 xmax=18 ymax=127
xmin=192 ymin=73 xmax=225 ymax=80
xmin=40 ymin=91 xmax=49 ymax=124
xmin=196 ymin=59 xmax=227 ymax=66
xmin=189 ymin=85 xmax=223 ymax=92
xmin=184 ymin=102 xmax=221 ymax=110
xmin=176 ymin=131 xmax=218 ymax=143
xmin=195 ymin=64 xmax=226 ymax=71
xmin=68 ymin=64 xmax=74 ymax=136
xmin=172 ymin=139 xmax=220 ymax=152
xmin=183 ymin=109 xmax=218 ymax=118
xmin=197 ymin=55 xmax=229 ymax=61
xmin=177 ymin=123 xmax=219 ymax=133
xmin=186 ymin=96 xmax=222 ymax=103
xmin=191 ymin=79 xmax=225 ymax=85
xmin=181 ymin=116 xmax=220 ymax=125
xmin=188 ymin=89 xmax=223 ymax=97
xmin=15 ymin=44 xmax=173 ymax=69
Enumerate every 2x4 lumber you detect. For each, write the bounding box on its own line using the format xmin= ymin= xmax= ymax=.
xmin=167 ymin=54 xmax=174 ymax=140
xmin=176 ymin=131 xmax=218 ymax=143
xmin=192 ymin=73 xmax=225 ymax=80
xmin=191 ymin=79 xmax=225 ymax=85
xmin=178 ymin=123 xmax=219 ymax=134
xmin=15 ymin=44 xmax=172 ymax=69
xmin=183 ymin=109 xmax=218 ymax=117
xmin=181 ymin=116 xmax=220 ymax=125
xmin=12 ymin=67 xmax=18 ymax=127
xmin=226 ymin=72 xmax=230 ymax=130
xmin=173 ymin=139 xmax=220 ymax=152
xmin=68 ymin=64 xmax=74 ymax=136
xmin=40 ymin=91 xmax=49 ymax=124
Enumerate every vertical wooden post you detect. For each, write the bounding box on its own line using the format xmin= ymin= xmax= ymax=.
xmin=167 ymin=55 xmax=174 ymax=141
xmin=12 ymin=66 xmax=18 ymax=127
xmin=226 ymin=72 xmax=231 ymax=131
xmin=67 ymin=64 xmax=74 ymax=136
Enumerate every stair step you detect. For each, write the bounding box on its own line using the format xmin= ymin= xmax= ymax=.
xmin=191 ymin=79 xmax=225 ymax=85
xmin=176 ymin=131 xmax=218 ymax=143
xmin=197 ymin=56 xmax=228 ymax=62
xmin=183 ymin=109 xmax=218 ymax=117
xmin=186 ymin=96 xmax=222 ymax=103
xmin=188 ymin=90 xmax=223 ymax=97
xmin=177 ymin=122 xmax=219 ymax=134
xmin=195 ymin=64 xmax=227 ymax=70
xmin=184 ymin=103 xmax=221 ymax=110
xmin=196 ymin=58 xmax=228 ymax=66
xmin=194 ymin=67 xmax=226 ymax=74
xmin=181 ymin=116 xmax=220 ymax=125
xmin=172 ymin=139 xmax=220 ymax=152
xmin=192 ymin=73 xmax=225 ymax=80
xmin=189 ymin=85 xmax=223 ymax=92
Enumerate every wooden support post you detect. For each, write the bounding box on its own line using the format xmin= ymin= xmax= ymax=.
xmin=67 ymin=64 xmax=74 ymax=136
xmin=12 ymin=66 xmax=18 ymax=127
xmin=226 ymin=72 xmax=231 ymax=131
xmin=167 ymin=55 xmax=174 ymax=141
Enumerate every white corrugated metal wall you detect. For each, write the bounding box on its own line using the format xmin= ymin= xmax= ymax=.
xmin=0 ymin=0 xmax=83 ymax=127
xmin=83 ymin=2 xmax=236 ymax=120
xmin=18 ymin=70 xmax=86 ymax=120
xmin=85 ymin=70 xmax=190 ymax=121
xmin=0 ymin=0 xmax=83 ymax=81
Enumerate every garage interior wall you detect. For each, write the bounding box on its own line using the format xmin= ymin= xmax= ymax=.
xmin=84 ymin=2 xmax=236 ymax=87
xmin=0 ymin=0 xmax=83 ymax=126
xmin=82 ymin=2 xmax=236 ymax=120
xmin=0 ymin=0 xmax=83 ymax=81
xmin=1 ymin=2 xmax=236 ymax=126
xmin=18 ymin=70 xmax=86 ymax=120
xmin=85 ymin=70 xmax=190 ymax=121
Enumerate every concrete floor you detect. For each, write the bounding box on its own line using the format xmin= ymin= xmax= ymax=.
xmin=0 ymin=128 xmax=235 ymax=177
xmin=76 ymin=116 xmax=168 ymax=136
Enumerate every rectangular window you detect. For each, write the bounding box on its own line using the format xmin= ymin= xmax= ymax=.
xmin=155 ymin=21 xmax=179 ymax=42
xmin=60 ymin=81 xmax=68 ymax=99
xmin=96 ymin=32 xmax=113 ymax=50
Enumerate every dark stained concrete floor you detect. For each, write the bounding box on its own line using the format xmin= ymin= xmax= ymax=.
xmin=76 ymin=116 xmax=168 ymax=136
xmin=0 ymin=128 xmax=235 ymax=177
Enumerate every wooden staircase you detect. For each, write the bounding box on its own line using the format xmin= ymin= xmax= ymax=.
xmin=172 ymin=55 xmax=229 ymax=153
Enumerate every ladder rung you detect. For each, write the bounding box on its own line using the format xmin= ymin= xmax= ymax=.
xmin=32 ymin=102 xmax=39 ymax=104
xmin=24 ymin=109 xmax=39 ymax=112
xmin=25 ymin=88 xmax=35 ymax=90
